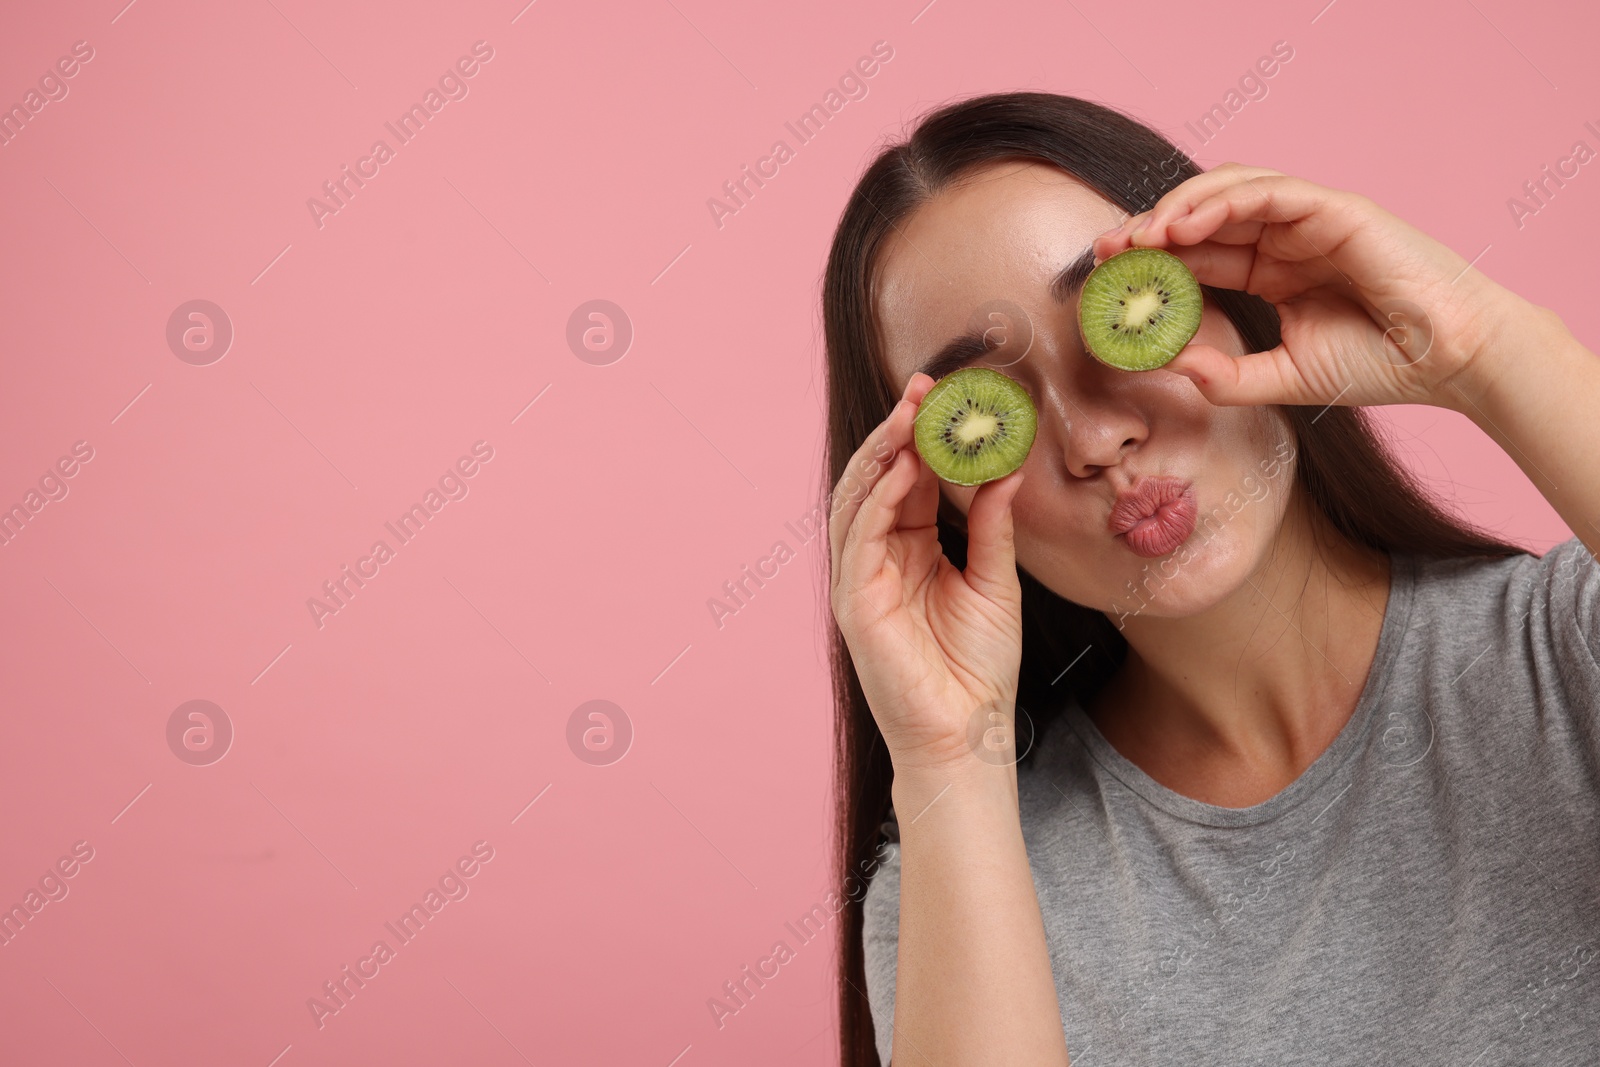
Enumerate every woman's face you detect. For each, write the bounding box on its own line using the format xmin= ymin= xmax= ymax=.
xmin=872 ymin=160 xmax=1297 ymax=623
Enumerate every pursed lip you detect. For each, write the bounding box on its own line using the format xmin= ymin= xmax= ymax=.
xmin=1108 ymin=475 xmax=1194 ymax=536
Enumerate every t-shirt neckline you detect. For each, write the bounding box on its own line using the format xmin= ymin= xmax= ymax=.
xmin=1059 ymin=549 xmax=1417 ymax=828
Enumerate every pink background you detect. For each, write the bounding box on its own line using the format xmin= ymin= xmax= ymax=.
xmin=0 ymin=0 xmax=1594 ymax=1063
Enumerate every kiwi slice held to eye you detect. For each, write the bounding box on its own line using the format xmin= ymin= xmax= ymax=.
xmin=913 ymin=367 xmax=1037 ymax=486
xmin=1078 ymin=247 xmax=1203 ymax=371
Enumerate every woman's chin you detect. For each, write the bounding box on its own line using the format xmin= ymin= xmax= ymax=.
xmin=1086 ymin=536 xmax=1261 ymax=625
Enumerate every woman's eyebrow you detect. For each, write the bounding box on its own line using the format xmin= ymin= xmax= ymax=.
xmin=1049 ymin=244 xmax=1098 ymax=305
xmin=912 ymin=333 xmax=991 ymax=383
xmin=911 ymin=244 xmax=1097 ymax=381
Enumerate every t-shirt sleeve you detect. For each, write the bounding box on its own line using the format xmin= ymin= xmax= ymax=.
xmin=861 ymin=831 xmax=902 ymax=1066
xmin=1539 ymin=536 xmax=1600 ymax=669
xmin=1519 ymin=536 xmax=1600 ymax=761
xmin=1484 ymin=537 xmax=1600 ymax=771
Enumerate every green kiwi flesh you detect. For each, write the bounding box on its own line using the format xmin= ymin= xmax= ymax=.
xmin=913 ymin=367 xmax=1037 ymax=486
xmin=1078 ymin=247 xmax=1203 ymax=371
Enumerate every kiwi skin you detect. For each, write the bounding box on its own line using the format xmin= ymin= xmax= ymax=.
xmin=912 ymin=367 xmax=1037 ymax=487
xmin=1078 ymin=247 xmax=1203 ymax=372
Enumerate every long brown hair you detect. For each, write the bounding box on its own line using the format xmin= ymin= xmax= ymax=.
xmin=820 ymin=91 xmax=1526 ymax=1066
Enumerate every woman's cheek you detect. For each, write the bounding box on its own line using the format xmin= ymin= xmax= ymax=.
xmin=1007 ymin=493 xmax=1056 ymax=568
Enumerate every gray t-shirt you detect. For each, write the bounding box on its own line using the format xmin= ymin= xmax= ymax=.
xmin=863 ymin=536 xmax=1600 ymax=1065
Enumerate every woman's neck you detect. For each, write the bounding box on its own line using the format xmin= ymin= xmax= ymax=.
xmin=1085 ymin=493 xmax=1393 ymax=807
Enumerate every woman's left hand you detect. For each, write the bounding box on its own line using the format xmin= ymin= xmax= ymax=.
xmin=1091 ymin=163 xmax=1551 ymax=412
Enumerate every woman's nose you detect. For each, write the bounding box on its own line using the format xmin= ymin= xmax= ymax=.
xmin=1042 ymin=373 xmax=1148 ymax=479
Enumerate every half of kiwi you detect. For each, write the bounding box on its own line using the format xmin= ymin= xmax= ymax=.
xmin=1078 ymin=247 xmax=1203 ymax=371
xmin=913 ymin=367 xmax=1037 ymax=486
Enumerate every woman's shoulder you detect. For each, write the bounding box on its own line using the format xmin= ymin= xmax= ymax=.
xmin=1401 ymin=535 xmax=1599 ymax=666
xmin=1391 ymin=536 xmax=1600 ymax=780
xmin=1407 ymin=535 xmax=1594 ymax=600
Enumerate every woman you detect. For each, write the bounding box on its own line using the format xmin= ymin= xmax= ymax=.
xmin=823 ymin=92 xmax=1600 ymax=1065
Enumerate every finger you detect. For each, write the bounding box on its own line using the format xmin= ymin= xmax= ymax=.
xmin=829 ymin=376 xmax=930 ymax=579
xmin=1160 ymin=240 xmax=1346 ymax=301
xmin=961 ymin=467 xmax=1025 ymax=603
xmin=904 ymin=371 xmax=937 ymax=407
xmin=897 ymin=436 xmax=942 ymax=532
xmin=1162 ymin=240 xmax=1259 ymax=291
xmin=1135 ymin=163 xmax=1286 ymax=235
xmin=1164 ymin=341 xmax=1313 ymax=408
xmin=1094 ymin=163 xmax=1283 ymax=258
xmin=837 ymin=447 xmax=924 ymax=592
xmin=1143 ymin=176 xmax=1348 ymax=260
xmin=1102 ymin=173 xmax=1316 ymax=258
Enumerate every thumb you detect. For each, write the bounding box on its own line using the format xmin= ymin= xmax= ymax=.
xmin=962 ymin=467 xmax=1024 ymax=602
xmin=1165 ymin=342 xmax=1295 ymax=407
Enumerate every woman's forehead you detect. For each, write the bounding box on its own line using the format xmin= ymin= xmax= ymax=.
xmin=873 ymin=162 xmax=1122 ymax=379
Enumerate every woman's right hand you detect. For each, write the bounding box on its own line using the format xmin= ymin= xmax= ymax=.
xmin=829 ymin=371 xmax=1028 ymax=774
